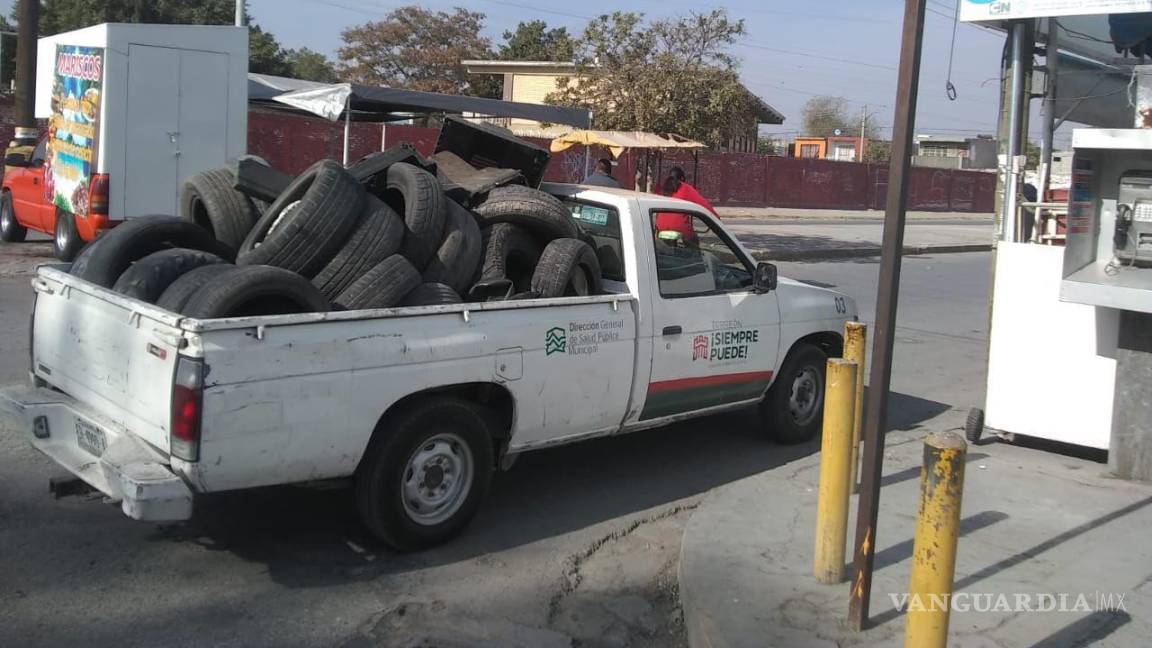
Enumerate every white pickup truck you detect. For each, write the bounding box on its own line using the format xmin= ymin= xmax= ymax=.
xmin=1 ymin=184 xmax=856 ymax=550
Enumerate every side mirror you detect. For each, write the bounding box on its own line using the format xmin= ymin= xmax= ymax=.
xmin=753 ymin=261 xmax=777 ymax=293
xmin=4 ymin=153 xmax=28 ymax=167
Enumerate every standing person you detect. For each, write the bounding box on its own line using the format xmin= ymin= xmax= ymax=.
xmin=661 ymin=166 xmax=717 ymax=216
xmin=583 ymin=158 xmax=621 ymax=188
xmin=654 ymin=167 xmax=719 ymax=243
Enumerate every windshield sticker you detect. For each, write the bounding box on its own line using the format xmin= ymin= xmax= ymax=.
xmin=547 ymin=319 xmax=624 ymax=357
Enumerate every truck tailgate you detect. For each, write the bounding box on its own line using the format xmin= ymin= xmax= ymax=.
xmin=30 ymin=267 xmax=185 ymax=453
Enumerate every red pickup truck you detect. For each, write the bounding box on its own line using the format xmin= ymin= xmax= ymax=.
xmin=0 ymin=137 xmax=110 ymax=260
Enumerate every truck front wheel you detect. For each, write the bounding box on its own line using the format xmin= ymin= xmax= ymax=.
xmin=355 ymin=397 xmax=495 ymax=551
xmin=762 ymin=344 xmax=827 ymax=445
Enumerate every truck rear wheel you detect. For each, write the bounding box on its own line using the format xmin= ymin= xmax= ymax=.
xmin=356 ymin=397 xmax=494 ymax=551
xmin=53 ymin=210 xmax=84 ymax=261
xmin=0 ymin=193 xmax=26 ymax=242
xmin=762 ymin=344 xmax=827 ymax=445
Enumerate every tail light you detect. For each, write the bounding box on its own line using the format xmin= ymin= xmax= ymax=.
xmin=171 ymin=356 xmax=204 ymax=462
xmin=88 ymin=173 xmax=109 ymax=216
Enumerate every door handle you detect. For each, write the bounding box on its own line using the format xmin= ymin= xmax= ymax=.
xmin=32 ymin=178 xmax=38 ymax=185
xmin=662 ymin=325 xmax=682 ymax=336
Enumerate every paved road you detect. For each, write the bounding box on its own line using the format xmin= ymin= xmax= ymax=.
xmin=0 ymin=242 xmax=992 ymax=647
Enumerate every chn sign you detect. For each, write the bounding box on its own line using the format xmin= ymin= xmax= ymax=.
xmin=961 ymin=0 xmax=1152 ymax=22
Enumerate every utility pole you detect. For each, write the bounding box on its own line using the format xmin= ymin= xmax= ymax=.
xmin=13 ymin=0 xmax=40 ymax=147
xmin=858 ymin=104 xmax=868 ymax=162
xmin=235 ymin=0 xmax=244 ymax=27
xmin=1037 ymin=18 xmax=1059 ymax=202
xmin=847 ymin=0 xmax=928 ymax=630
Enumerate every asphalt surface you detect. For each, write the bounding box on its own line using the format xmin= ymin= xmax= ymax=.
xmin=0 ymin=240 xmax=993 ymax=647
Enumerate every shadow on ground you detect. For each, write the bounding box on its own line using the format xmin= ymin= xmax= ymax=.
xmin=152 ymin=391 xmax=947 ymax=589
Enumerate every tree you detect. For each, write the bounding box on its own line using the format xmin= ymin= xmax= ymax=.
xmin=801 ymin=96 xmax=852 ymax=137
xmin=547 ymin=10 xmax=757 ymax=149
xmin=337 ymin=6 xmax=490 ymax=94
xmin=284 ymin=47 xmax=339 ymax=83
xmin=17 ymin=0 xmax=328 ymax=78
xmin=0 ymin=16 xmax=15 ymax=91
xmin=497 ymin=20 xmax=574 ymax=61
xmin=863 ymin=139 xmax=891 ymax=164
xmin=471 ymin=20 xmax=577 ymax=99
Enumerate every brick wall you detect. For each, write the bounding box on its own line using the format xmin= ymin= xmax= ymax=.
xmin=4 ymin=101 xmax=988 ymax=213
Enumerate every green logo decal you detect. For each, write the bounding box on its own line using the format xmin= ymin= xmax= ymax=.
xmin=546 ymin=327 xmax=566 ymax=355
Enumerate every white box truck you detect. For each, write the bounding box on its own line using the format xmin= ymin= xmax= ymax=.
xmin=12 ymin=24 xmax=248 ymax=257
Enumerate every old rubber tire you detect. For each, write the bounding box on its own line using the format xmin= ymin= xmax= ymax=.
xmin=111 ymin=248 xmax=229 ymax=304
xmin=965 ymin=408 xmax=985 ymax=444
xmin=69 ymin=217 xmax=233 ymax=288
xmin=530 ymin=238 xmax=603 ymax=298
xmin=182 ymin=265 xmax=330 ymax=319
xmin=422 ymin=201 xmax=482 ymax=294
xmin=478 ymin=223 xmax=540 ymax=294
xmin=0 ymin=192 xmax=26 ymax=242
xmin=762 ymin=344 xmax=827 ymax=445
xmin=355 ymin=396 xmax=494 ymax=551
xmin=384 ymin=162 xmax=447 ymax=270
xmin=473 ymin=184 xmax=578 ymax=242
xmin=401 ymin=282 xmax=462 ymax=306
xmin=333 ymin=254 xmax=422 ymax=311
xmin=53 ymin=210 xmax=84 ymax=261
xmin=180 ymin=168 xmax=262 ymax=254
xmin=156 ymin=263 xmax=237 ymax=313
xmin=237 ymin=159 xmax=364 ymax=277
xmin=312 ymin=195 xmax=404 ymax=300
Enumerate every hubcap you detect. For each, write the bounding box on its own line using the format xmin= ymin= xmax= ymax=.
xmin=1 ymin=203 xmax=12 ymax=234
xmin=788 ymin=365 xmax=821 ymax=426
xmin=401 ymin=432 xmax=473 ymax=526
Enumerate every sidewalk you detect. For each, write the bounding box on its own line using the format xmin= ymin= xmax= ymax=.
xmin=726 ymin=219 xmax=994 ymax=261
xmin=717 ymin=206 xmax=994 ymax=221
xmin=677 ymin=410 xmax=1152 ymax=647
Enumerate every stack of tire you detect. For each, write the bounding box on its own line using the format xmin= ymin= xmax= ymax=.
xmin=68 ymin=152 xmax=604 ymax=319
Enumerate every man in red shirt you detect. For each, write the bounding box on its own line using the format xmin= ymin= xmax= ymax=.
xmin=654 ymin=167 xmax=717 ymax=242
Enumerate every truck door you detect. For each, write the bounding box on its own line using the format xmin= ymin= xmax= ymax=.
xmin=638 ymin=208 xmax=781 ymax=421
xmin=9 ymin=139 xmax=50 ymax=231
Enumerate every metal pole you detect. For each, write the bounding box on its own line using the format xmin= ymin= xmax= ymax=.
xmin=844 ymin=321 xmax=868 ymax=492
xmin=1003 ymin=21 xmax=1030 ymax=243
xmin=903 ymin=432 xmax=968 ymax=647
xmin=342 ymin=95 xmax=352 ymax=165
xmin=13 ymin=0 xmax=39 ymax=142
xmin=235 ymin=0 xmax=244 ymax=27
xmin=1038 ymin=19 xmax=1059 ymax=203
xmin=859 ymin=104 xmax=867 ymax=162
xmin=847 ymin=0 xmax=927 ymax=631
xmin=813 ymin=358 xmax=858 ymax=584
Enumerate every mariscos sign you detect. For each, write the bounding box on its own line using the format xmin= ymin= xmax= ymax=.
xmin=961 ymin=0 xmax=1152 ymax=21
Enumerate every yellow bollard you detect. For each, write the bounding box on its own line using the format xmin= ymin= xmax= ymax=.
xmin=813 ymin=358 xmax=858 ymax=584
xmin=904 ymin=431 xmax=968 ymax=648
xmin=844 ymin=322 xmax=867 ymax=492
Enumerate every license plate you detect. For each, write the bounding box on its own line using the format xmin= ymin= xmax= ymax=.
xmin=75 ymin=418 xmax=107 ymax=457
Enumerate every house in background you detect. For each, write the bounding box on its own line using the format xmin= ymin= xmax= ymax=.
xmin=461 ymin=59 xmax=785 ymax=151
xmin=913 ymin=134 xmax=997 ymax=169
xmin=791 ymin=135 xmax=866 ymax=161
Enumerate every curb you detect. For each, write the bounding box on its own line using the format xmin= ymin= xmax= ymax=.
xmin=753 ymin=243 xmax=992 ymax=262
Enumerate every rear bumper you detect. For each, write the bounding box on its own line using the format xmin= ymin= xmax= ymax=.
xmin=0 ymin=385 xmax=193 ymax=521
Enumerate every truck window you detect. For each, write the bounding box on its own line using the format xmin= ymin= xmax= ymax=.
xmin=650 ymin=210 xmax=753 ymax=298
xmin=563 ymin=199 xmax=625 ymax=282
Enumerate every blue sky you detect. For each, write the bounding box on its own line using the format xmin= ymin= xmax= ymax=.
xmin=5 ymin=0 xmax=1067 ymax=147
xmin=245 ymin=0 xmax=1058 ymax=145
